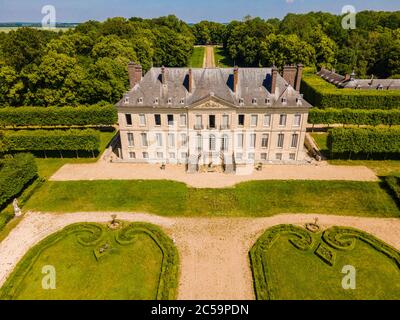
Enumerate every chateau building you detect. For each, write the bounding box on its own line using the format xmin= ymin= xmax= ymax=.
xmin=318 ymin=68 xmax=400 ymax=90
xmin=116 ymin=63 xmax=311 ymax=172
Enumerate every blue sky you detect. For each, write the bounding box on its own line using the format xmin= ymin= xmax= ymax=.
xmin=0 ymin=0 xmax=398 ymax=23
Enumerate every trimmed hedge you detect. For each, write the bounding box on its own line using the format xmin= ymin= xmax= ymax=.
xmin=301 ymin=73 xmax=400 ymax=110
xmin=309 ymin=108 xmax=400 ymax=126
xmin=327 ymin=128 xmax=400 ymax=157
xmin=0 ymin=222 xmax=180 ymax=300
xmin=1 ymin=129 xmax=100 ymax=152
xmin=250 ymin=224 xmax=400 ymax=300
xmin=0 ymin=153 xmax=38 ymax=209
xmin=0 ymin=105 xmax=117 ymax=128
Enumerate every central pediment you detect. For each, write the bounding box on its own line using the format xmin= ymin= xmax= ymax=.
xmin=189 ymin=95 xmax=237 ymax=110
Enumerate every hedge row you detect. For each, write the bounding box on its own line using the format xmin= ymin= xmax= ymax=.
xmin=0 ymin=153 xmax=38 ymax=209
xmin=308 ymin=108 xmax=400 ymax=126
xmin=1 ymin=129 xmax=100 ymax=152
xmin=327 ymin=128 xmax=400 ymax=155
xmin=0 ymin=105 xmax=117 ymax=128
xmin=301 ymin=74 xmax=400 ymax=109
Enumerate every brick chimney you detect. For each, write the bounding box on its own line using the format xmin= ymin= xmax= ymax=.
xmin=283 ymin=65 xmax=297 ymax=88
xmin=161 ymin=66 xmax=167 ymax=85
xmin=128 ymin=62 xmax=142 ymax=89
xmin=295 ymin=64 xmax=303 ymax=92
xmin=233 ymin=66 xmax=239 ymax=93
xmin=271 ymin=66 xmax=278 ymax=95
xmin=188 ymin=68 xmax=193 ymax=93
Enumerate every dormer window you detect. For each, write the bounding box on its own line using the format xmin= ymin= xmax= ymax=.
xmin=296 ymin=98 xmax=302 ymax=106
xmin=252 ymin=98 xmax=257 ymax=105
xmin=138 ymin=97 xmax=143 ymax=104
xmin=154 ymin=98 xmax=159 ymax=105
xmin=124 ymin=96 xmax=129 ymax=104
xmin=239 ymin=98 xmax=244 ymax=105
xmin=168 ymin=98 xmax=172 ymax=104
xmin=180 ymin=98 xmax=185 ymax=104
xmin=281 ymin=98 xmax=287 ymax=104
xmin=265 ymin=98 xmax=271 ymax=105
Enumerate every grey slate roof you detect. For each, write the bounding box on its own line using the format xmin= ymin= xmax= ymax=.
xmin=117 ymin=67 xmax=311 ymax=109
xmin=317 ymin=68 xmax=400 ymax=90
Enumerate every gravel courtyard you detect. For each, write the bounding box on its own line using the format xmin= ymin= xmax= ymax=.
xmin=50 ymin=161 xmax=378 ymax=188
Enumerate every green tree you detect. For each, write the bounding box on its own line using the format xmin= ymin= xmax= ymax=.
xmin=259 ymin=34 xmax=316 ymax=68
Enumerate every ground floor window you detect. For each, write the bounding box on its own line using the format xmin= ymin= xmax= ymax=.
xmin=142 ymin=152 xmax=149 ymax=159
xmin=236 ymin=153 xmax=243 ymax=160
xmin=157 ymin=152 xmax=164 ymax=159
xmin=181 ymin=152 xmax=188 ymax=159
xmin=261 ymin=153 xmax=268 ymax=160
xmin=248 ymin=153 xmax=255 ymax=160
xmin=129 ymin=152 xmax=136 ymax=159
xmin=289 ymin=153 xmax=296 ymax=160
xmin=169 ymin=152 xmax=176 ymax=159
xmin=275 ymin=153 xmax=282 ymax=160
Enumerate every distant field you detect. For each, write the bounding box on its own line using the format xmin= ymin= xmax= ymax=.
xmin=0 ymin=27 xmax=72 ymax=33
xmin=189 ymin=47 xmax=205 ymax=68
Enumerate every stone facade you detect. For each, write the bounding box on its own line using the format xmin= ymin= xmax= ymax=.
xmin=116 ymin=64 xmax=311 ymax=171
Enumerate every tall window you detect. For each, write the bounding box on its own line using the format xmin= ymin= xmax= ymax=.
xmin=221 ymin=134 xmax=229 ymax=151
xmin=180 ymin=133 xmax=188 ymax=147
xmin=209 ymin=134 xmax=216 ymax=151
xmin=251 ymin=115 xmax=258 ymax=126
xmin=196 ymin=134 xmax=202 ymax=151
xmin=180 ymin=114 xmax=187 ymax=126
xmin=209 ymin=115 xmax=216 ymax=129
xmin=294 ymin=114 xmax=301 ymax=126
xmin=261 ymin=134 xmax=269 ymax=148
xmin=277 ymin=133 xmax=284 ymax=148
xmin=222 ymin=115 xmax=229 ymax=128
xmin=195 ymin=115 xmax=202 ymax=129
xmin=154 ymin=114 xmax=161 ymax=126
xmin=141 ymin=133 xmax=148 ymax=147
xmin=264 ymin=114 xmax=271 ymax=127
xmin=167 ymin=114 xmax=174 ymax=126
xmin=139 ymin=114 xmax=146 ymax=126
xmin=156 ymin=133 xmax=163 ymax=147
xmin=291 ymin=134 xmax=299 ymax=148
xmin=279 ymin=114 xmax=287 ymax=126
xmin=238 ymin=114 xmax=245 ymax=126
xmin=168 ymin=133 xmax=175 ymax=147
xmin=127 ymin=133 xmax=134 ymax=147
xmin=249 ymin=134 xmax=256 ymax=148
xmin=125 ymin=114 xmax=132 ymax=126
xmin=237 ymin=133 xmax=244 ymax=148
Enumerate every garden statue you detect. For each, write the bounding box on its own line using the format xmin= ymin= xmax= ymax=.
xmin=13 ymin=198 xmax=22 ymax=217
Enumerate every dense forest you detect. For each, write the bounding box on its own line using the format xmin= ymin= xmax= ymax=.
xmin=0 ymin=11 xmax=399 ymax=107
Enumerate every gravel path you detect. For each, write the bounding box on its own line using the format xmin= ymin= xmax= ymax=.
xmin=204 ymin=46 xmax=216 ymax=68
xmin=50 ymin=162 xmax=378 ymax=188
xmin=0 ymin=212 xmax=399 ymax=300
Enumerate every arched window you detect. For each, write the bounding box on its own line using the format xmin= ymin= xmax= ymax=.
xmin=221 ymin=134 xmax=229 ymax=151
xmin=209 ymin=134 xmax=216 ymax=151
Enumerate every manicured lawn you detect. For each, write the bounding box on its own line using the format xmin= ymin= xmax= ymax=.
xmin=0 ymin=222 xmax=179 ymax=300
xmin=311 ymin=132 xmax=400 ymax=176
xmin=250 ymin=225 xmax=400 ymax=300
xmin=188 ymin=47 xmax=205 ymax=68
xmin=24 ymin=180 xmax=400 ymax=217
xmin=35 ymin=130 xmax=116 ymax=179
xmin=214 ymin=47 xmax=234 ymax=68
